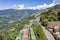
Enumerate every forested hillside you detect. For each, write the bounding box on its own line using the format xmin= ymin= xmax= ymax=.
xmin=0 ymin=9 xmax=39 ymax=40
xmin=40 ymin=4 xmax=60 ymax=26
xmin=39 ymin=4 xmax=60 ymax=40
xmin=0 ymin=15 xmax=36 ymax=40
xmin=0 ymin=9 xmax=39 ymax=30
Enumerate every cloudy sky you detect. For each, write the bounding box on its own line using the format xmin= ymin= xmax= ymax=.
xmin=0 ymin=0 xmax=60 ymax=10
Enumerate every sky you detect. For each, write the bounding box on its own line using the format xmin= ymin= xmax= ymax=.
xmin=0 ymin=0 xmax=60 ymax=10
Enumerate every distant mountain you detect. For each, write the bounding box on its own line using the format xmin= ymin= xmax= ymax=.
xmin=0 ymin=9 xmax=40 ymax=30
xmin=0 ymin=9 xmax=40 ymax=19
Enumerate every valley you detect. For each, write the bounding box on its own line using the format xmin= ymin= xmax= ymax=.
xmin=0 ymin=3 xmax=60 ymax=40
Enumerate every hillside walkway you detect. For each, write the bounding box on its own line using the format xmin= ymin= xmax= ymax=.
xmin=36 ymin=16 xmax=55 ymax=40
xmin=16 ymin=20 xmax=33 ymax=40
xmin=35 ymin=16 xmax=55 ymax=40
xmin=16 ymin=16 xmax=55 ymax=40
xmin=39 ymin=23 xmax=55 ymax=40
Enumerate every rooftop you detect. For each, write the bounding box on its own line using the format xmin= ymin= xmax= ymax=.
xmin=47 ymin=21 xmax=60 ymax=28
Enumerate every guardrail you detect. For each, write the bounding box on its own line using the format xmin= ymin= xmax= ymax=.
xmin=30 ymin=28 xmax=36 ymax=40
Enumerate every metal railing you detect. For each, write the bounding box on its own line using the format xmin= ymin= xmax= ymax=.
xmin=30 ymin=28 xmax=36 ymax=40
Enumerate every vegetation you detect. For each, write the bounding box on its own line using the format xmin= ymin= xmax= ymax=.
xmin=0 ymin=15 xmax=35 ymax=40
xmin=0 ymin=9 xmax=39 ymax=30
xmin=32 ymin=24 xmax=47 ymax=40
xmin=40 ymin=4 xmax=60 ymax=26
xmin=40 ymin=4 xmax=60 ymax=40
xmin=0 ymin=10 xmax=37 ymax=40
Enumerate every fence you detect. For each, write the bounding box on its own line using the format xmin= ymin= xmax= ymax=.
xmin=30 ymin=28 xmax=36 ymax=40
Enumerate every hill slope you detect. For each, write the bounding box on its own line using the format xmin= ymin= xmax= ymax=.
xmin=40 ymin=4 xmax=60 ymax=25
xmin=0 ymin=9 xmax=40 ymax=30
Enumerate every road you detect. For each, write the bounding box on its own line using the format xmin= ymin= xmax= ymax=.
xmin=16 ymin=16 xmax=55 ymax=40
xmin=40 ymin=23 xmax=55 ymax=40
xmin=36 ymin=17 xmax=55 ymax=40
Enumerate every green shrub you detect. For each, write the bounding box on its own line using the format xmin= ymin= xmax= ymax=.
xmin=32 ymin=24 xmax=47 ymax=40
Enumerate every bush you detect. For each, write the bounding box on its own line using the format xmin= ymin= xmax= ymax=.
xmin=32 ymin=24 xmax=48 ymax=40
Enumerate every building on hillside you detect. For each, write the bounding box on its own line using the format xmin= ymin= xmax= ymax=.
xmin=47 ymin=21 xmax=60 ymax=38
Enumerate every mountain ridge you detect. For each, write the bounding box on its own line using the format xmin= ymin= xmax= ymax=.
xmin=0 ymin=9 xmax=40 ymax=30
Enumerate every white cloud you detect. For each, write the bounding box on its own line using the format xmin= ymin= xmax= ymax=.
xmin=11 ymin=4 xmax=24 ymax=10
xmin=25 ymin=4 xmax=49 ymax=10
xmin=52 ymin=0 xmax=60 ymax=4
xmin=11 ymin=3 xmax=56 ymax=10
xmin=25 ymin=3 xmax=56 ymax=10
xmin=11 ymin=0 xmax=56 ymax=10
xmin=0 ymin=0 xmax=58 ymax=10
xmin=25 ymin=0 xmax=57 ymax=10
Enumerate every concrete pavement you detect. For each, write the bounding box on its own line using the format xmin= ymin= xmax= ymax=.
xmin=16 ymin=20 xmax=33 ymax=40
xmin=40 ymin=23 xmax=55 ymax=40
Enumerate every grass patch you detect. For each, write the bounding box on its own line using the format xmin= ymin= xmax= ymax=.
xmin=32 ymin=24 xmax=48 ymax=40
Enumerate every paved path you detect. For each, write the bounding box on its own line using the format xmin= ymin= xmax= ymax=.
xmin=16 ymin=20 xmax=33 ymax=40
xmin=35 ymin=16 xmax=55 ymax=40
xmin=21 ymin=23 xmax=32 ymax=40
xmin=40 ymin=23 xmax=55 ymax=40
xmin=16 ymin=16 xmax=55 ymax=40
